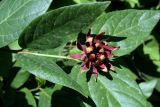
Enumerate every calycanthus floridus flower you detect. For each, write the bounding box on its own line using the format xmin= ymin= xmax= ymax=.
xmin=70 ymin=30 xmax=119 ymax=80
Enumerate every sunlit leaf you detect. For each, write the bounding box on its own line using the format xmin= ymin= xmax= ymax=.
xmin=16 ymin=54 xmax=87 ymax=96
xmin=18 ymin=2 xmax=110 ymax=50
xmin=11 ymin=69 xmax=30 ymax=89
xmin=20 ymin=88 xmax=37 ymax=107
xmin=91 ymin=10 xmax=160 ymax=56
xmin=71 ymin=65 xmax=149 ymax=107
xmin=139 ymin=80 xmax=157 ymax=98
xmin=0 ymin=0 xmax=52 ymax=48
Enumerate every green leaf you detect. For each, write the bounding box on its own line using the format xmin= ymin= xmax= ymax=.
xmin=91 ymin=10 xmax=160 ymax=56
xmin=89 ymin=74 xmax=149 ymax=107
xmin=38 ymin=88 xmax=55 ymax=107
xmin=9 ymin=40 xmax=22 ymax=50
xmin=141 ymin=36 xmax=160 ymax=91
xmin=20 ymin=88 xmax=37 ymax=107
xmin=116 ymin=66 xmax=137 ymax=80
xmin=143 ymin=36 xmax=160 ymax=72
xmin=71 ymin=65 xmax=149 ymax=107
xmin=143 ymin=36 xmax=160 ymax=61
xmin=70 ymin=65 xmax=90 ymax=95
xmin=18 ymin=2 xmax=110 ymax=50
xmin=11 ymin=69 xmax=30 ymax=89
xmin=142 ymin=74 xmax=160 ymax=92
xmin=82 ymin=102 xmax=92 ymax=107
xmin=16 ymin=54 xmax=87 ymax=96
xmin=0 ymin=0 xmax=52 ymax=48
xmin=121 ymin=0 xmax=139 ymax=7
xmin=153 ymin=61 xmax=160 ymax=72
xmin=139 ymin=80 xmax=157 ymax=98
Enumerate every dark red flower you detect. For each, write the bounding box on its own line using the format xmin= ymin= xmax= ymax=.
xmin=70 ymin=29 xmax=119 ymax=80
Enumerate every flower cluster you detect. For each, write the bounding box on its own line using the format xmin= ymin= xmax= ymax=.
xmin=70 ymin=30 xmax=119 ymax=80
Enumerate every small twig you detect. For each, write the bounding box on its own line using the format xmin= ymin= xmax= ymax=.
xmin=18 ymin=51 xmax=80 ymax=62
xmin=30 ymin=86 xmax=41 ymax=92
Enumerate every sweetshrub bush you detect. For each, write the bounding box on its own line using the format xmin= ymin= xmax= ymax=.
xmin=0 ymin=0 xmax=160 ymax=107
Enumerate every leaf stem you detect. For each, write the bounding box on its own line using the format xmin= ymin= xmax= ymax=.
xmin=18 ymin=51 xmax=80 ymax=62
xmin=30 ymin=87 xmax=40 ymax=92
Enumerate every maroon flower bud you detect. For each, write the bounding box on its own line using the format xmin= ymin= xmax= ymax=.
xmin=70 ymin=30 xmax=119 ymax=80
xmin=99 ymin=54 xmax=105 ymax=60
xmin=95 ymin=42 xmax=100 ymax=48
xmin=86 ymin=37 xmax=93 ymax=43
xmin=89 ymin=54 xmax=96 ymax=61
xmin=99 ymin=48 xmax=104 ymax=53
xmin=86 ymin=46 xmax=93 ymax=53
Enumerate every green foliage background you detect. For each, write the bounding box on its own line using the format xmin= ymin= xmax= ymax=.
xmin=0 ymin=0 xmax=160 ymax=107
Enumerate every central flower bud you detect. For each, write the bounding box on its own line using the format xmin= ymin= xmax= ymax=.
xmin=89 ymin=54 xmax=95 ymax=61
xmin=86 ymin=47 xmax=93 ymax=53
xmin=95 ymin=42 xmax=100 ymax=48
xmin=94 ymin=60 xmax=99 ymax=66
xmin=86 ymin=37 xmax=93 ymax=43
xmin=99 ymin=54 xmax=105 ymax=60
xmin=99 ymin=48 xmax=104 ymax=53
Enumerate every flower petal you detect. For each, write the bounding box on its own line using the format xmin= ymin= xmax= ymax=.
xmin=81 ymin=57 xmax=88 ymax=67
xmin=103 ymin=45 xmax=119 ymax=51
xmin=89 ymin=54 xmax=95 ymax=61
xmin=70 ymin=54 xmax=84 ymax=59
xmin=99 ymin=64 xmax=108 ymax=72
xmin=95 ymin=32 xmax=105 ymax=40
xmin=93 ymin=66 xmax=98 ymax=80
xmin=86 ymin=36 xmax=93 ymax=46
xmin=105 ymin=51 xmax=113 ymax=58
xmin=99 ymin=64 xmax=106 ymax=69
xmin=86 ymin=46 xmax=93 ymax=53
xmin=81 ymin=66 xmax=88 ymax=73
xmin=81 ymin=61 xmax=91 ymax=73
xmin=86 ymin=29 xmax=91 ymax=37
xmin=109 ymin=63 xmax=114 ymax=71
xmin=77 ymin=41 xmax=84 ymax=51
xmin=81 ymin=65 xmax=89 ymax=73
xmin=93 ymin=66 xmax=98 ymax=74
xmin=95 ymin=42 xmax=100 ymax=48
